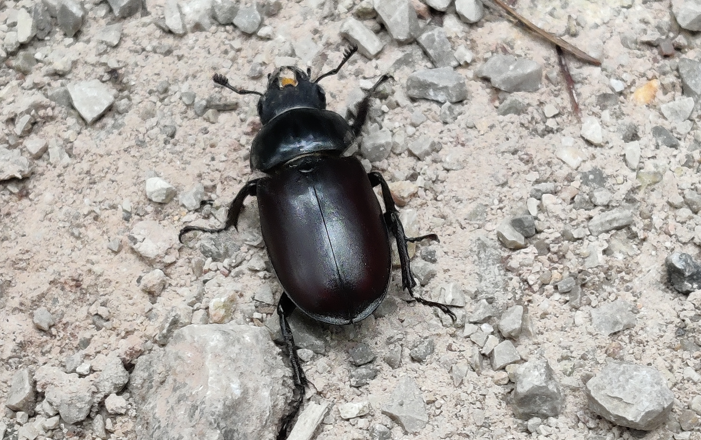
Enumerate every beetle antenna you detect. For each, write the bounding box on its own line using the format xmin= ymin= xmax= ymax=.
xmin=213 ymin=73 xmax=263 ymax=96
xmin=313 ymin=45 xmax=358 ymax=83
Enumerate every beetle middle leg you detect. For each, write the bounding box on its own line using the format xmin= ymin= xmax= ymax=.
xmin=350 ymin=74 xmax=392 ymax=137
xmin=368 ymin=172 xmax=457 ymax=321
xmin=276 ymin=294 xmax=308 ymax=440
xmin=178 ymin=179 xmax=260 ymax=243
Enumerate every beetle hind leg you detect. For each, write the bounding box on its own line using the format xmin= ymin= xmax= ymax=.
xmin=178 ymin=179 xmax=259 ymax=243
xmin=368 ymin=172 xmax=456 ymax=322
xmin=276 ymin=294 xmax=308 ymax=440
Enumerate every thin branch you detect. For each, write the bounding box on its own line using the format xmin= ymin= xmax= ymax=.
xmin=557 ymin=46 xmax=581 ymax=120
xmin=489 ymin=0 xmax=601 ymax=66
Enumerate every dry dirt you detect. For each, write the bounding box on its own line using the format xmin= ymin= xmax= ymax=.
xmin=2 ymin=0 xmax=701 ymax=439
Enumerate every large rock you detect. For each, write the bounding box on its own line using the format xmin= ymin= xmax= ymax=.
xmin=673 ymin=0 xmax=701 ymax=31
xmin=0 ymin=148 xmax=32 ymax=181
xmin=381 ymin=377 xmax=428 ymax=433
xmin=586 ymin=362 xmax=674 ymax=430
xmin=666 ymin=252 xmax=701 ymax=294
xmin=130 ymin=324 xmax=291 ymax=440
xmin=67 ymin=80 xmax=116 ymax=124
xmin=476 ymin=54 xmax=542 ymax=92
xmin=406 ymin=67 xmax=467 ymax=103
xmin=373 ymin=0 xmax=420 ymax=43
xmin=512 ymin=358 xmax=563 ymax=419
xmin=34 ymin=367 xmax=94 ymax=425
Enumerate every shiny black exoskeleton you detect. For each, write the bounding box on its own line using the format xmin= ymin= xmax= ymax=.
xmin=180 ymin=46 xmax=455 ymax=440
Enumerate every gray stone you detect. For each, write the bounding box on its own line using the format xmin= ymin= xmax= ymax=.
xmin=497 ymin=221 xmax=526 ymax=250
xmin=425 ymin=0 xmax=452 ymax=11
xmin=591 ymin=188 xmax=612 ymax=206
xmin=679 ymin=58 xmax=701 ymax=98
xmin=338 ymin=401 xmax=371 ymax=419
xmin=340 ymin=17 xmax=384 ymax=59
xmin=454 ymin=45 xmax=474 ymax=65
xmin=6 ymin=369 xmax=36 ymax=413
xmin=292 ymin=36 xmax=320 ymax=65
xmin=145 ymin=177 xmax=176 ymax=204
xmin=95 ymin=23 xmax=122 ymax=47
xmin=180 ymin=0 xmax=214 ymax=32
xmin=155 ymin=306 xmax=192 ymax=345
xmin=104 ymin=394 xmax=127 ymax=415
xmin=591 ymin=300 xmax=636 ymax=335
xmin=543 ymin=103 xmax=559 ymax=117
xmin=48 ymin=141 xmax=71 ymax=167
xmin=349 ymin=365 xmax=378 ymax=387
xmin=179 ymin=183 xmax=205 ymax=211
xmin=212 ymin=0 xmax=237 ymax=24
xmin=268 ymin=311 xmax=327 ymax=354
xmin=661 ymin=96 xmax=695 ymax=122
xmin=411 ymin=260 xmax=437 ymax=286
xmin=382 ymin=377 xmax=428 ymax=433
xmin=651 ymin=125 xmax=680 ymax=148
xmin=588 ymin=208 xmax=634 ymax=236
xmin=0 ymin=147 xmax=32 ymax=181
xmin=64 ymin=352 xmax=84 ymax=374
xmin=417 ymin=26 xmax=457 ymax=68
xmin=408 ymin=136 xmax=438 ymax=160
xmin=57 ymin=0 xmax=85 ymax=37
xmin=557 ymin=277 xmax=576 ymax=293
xmin=410 ymin=339 xmax=435 ymax=363
xmin=440 ymin=102 xmax=461 ymax=124
xmin=498 ymin=97 xmax=527 ymax=116
xmin=586 ymin=362 xmax=674 ymax=430
xmin=33 ymin=3 xmax=53 ymax=39
xmin=373 ymin=0 xmax=420 ymax=43
xmin=455 ymin=0 xmax=484 ymax=23
xmin=531 ymin=183 xmax=557 ymax=199
xmin=476 ymin=55 xmax=542 ymax=92
xmin=3 ymin=32 xmax=20 ymax=55
xmin=17 ymin=8 xmax=37 ymax=44
xmin=67 ymin=80 xmax=115 ymax=124
xmin=128 ymin=220 xmax=179 ymax=265
xmin=34 ymin=366 xmax=94 ymax=424
xmin=581 ymin=168 xmax=607 ymax=188
xmin=383 ymin=344 xmax=402 ymax=369
xmin=107 ymin=0 xmax=140 ymax=18
xmin=406 ymin=67 xmax=468 ymax=103
xmin=130 ymin=325 xmax=291 ymax=440
xmin=95 ymin=354 xmax=129 ymax=400
xmin=491 ymin=340 xmax=521 ymax=370
xmin=474 ymin=236 xmax=507 ymax=301
xmin=438 ymin=283 xmax=466 ymax=307
xmin=498 ymin=305 xmax=524 ymax=339
xmin=24 ymin=139 xmax=48 ymax=159
xmin=233 ymin=6 xmax=262 ymax=34
xmin=510 ymin=215 xmax=536 ymax=238
xmin=164 ymin=0 xmax=186 ymax=35
xmin=673 ymin=0 xmax=701 ymax=31
xmin=349 ymin=343 xmax=375 ymax=366
xmin=481 ymin=334 xmax=499 ymax=355
xmin=581 ymin=116 xmax=604 ymax=146
xmin=624 ymin=141 xmax=641 ymax=170
xmin=361 ymin=129 xmax=392 ymax=162
xmin=513 ymin=358 xmax=563 ymax=419
xmin=685 ymin=190 xmax=701 ymax=213
xmin=13 ymin=52 xmax=37 ymax=76
xmin=139 ymin=269 xmax=166 ymax=295
xmin=468 ymin=299 xmax=497 ymax=323
xmin=666 ymin=252 xmax=701 ymax=294
xmin=33 ymin=307 xmax=55 ymax=331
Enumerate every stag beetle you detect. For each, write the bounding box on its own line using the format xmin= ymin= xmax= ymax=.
xmin=180 ymin=46 xmax=455 ymax=439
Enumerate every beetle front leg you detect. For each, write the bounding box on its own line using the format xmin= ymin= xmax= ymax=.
xmin=368 ymin=172 xmax=456 ymax=322
xmin=276 ymin=293 xmax=308 ymax=440
xmin=178 ymin=179 xmax=260 ymax=243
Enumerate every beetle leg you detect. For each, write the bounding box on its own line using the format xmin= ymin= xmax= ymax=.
xmin=368 ymin=172 xmax=456 ymax=322
xmin=350 ymin=74 xmax=393 ymax=137
xmin=178 ymin=179 xmax=260 ymax=243
xmin=276 ymin=293 xmax=308 ymax=440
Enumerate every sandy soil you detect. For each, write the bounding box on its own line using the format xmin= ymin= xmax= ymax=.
xmin=2 ymin=0 xmax=701 ymax=439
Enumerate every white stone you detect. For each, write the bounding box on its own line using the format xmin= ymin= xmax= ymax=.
xmin=555 ymin=146 xmax=586 ymax=169
xmin=660 ymin=96 xmax=695 ymax=122
xmin=145 ymin=177 xmax=176 ymax=204
xmin=581 ymin=116 xmax=603 ymax=146
xmin=455 ymin=0 xmax=484 ymax=24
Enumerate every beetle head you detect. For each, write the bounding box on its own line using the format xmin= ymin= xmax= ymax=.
xmin=257 ymin=66 xmax=327 ymax=125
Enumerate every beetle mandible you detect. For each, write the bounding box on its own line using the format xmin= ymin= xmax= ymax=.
xmin=180 ymin=46 xmax=456 ymax=439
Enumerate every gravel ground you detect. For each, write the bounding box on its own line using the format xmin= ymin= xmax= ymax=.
xmin=2 ymin=0 xmax=701 ymax=439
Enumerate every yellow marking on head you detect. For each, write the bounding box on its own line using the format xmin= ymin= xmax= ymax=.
xmin=279 ymin=70 xmax=298 ymax=88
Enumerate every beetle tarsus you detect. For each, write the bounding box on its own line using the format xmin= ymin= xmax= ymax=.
xmin=277 ymin=294 xmax=308 ymax=439
xmin=178 ymin=179 xmax=259 ymax=243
